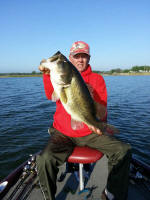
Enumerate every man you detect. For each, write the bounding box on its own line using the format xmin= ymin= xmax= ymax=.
xmin=37 ymin=41 xmax=131 ymax=200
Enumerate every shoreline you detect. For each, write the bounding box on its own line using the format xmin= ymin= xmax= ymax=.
xmin=0 ymin=72 xmax=150 ymax=78
xmin=102 ymin=72 xmax=150 ymax=76
xmin=0 ymin=74 xmax=42 ymax=78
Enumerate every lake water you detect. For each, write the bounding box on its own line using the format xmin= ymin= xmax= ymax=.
xmin=0 ymin=75 xmax=150 ymax=179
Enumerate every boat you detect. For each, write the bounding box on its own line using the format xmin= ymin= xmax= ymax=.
xmin=0 ymin=152 xmax=150 ymax=200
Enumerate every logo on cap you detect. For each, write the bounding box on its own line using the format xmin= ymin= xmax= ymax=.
xmin=70 ymin=41 xmax=90 ymax=56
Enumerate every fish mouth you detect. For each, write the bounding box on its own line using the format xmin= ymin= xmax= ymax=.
xmin=54 ymin=80 xmax=70 ymax=87
xmin=54 ymin=80 xmax=66 ymax=85
xmin=57 ymin=82 xmax=70 ymax=86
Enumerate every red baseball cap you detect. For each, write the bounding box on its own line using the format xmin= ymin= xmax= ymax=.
xmin=70 ymin=41 xmax=90 ymax=56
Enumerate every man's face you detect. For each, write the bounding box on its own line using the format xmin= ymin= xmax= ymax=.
xmin=69 ymin=53 xmax=90 ymax=72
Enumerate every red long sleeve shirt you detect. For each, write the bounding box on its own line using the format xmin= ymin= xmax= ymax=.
xmin=43 ymin=65 xmax=107 ymax=137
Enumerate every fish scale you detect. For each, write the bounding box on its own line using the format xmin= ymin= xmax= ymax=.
xmin=39 ymin=51 xmax=118 ymax=135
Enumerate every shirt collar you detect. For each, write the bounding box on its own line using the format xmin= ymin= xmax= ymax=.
xmin=81 ymin=65 xmax=92 ymax=77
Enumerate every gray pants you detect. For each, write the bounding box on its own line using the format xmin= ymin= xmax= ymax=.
xmin=36 ymin=127 xmax=131 ymax=200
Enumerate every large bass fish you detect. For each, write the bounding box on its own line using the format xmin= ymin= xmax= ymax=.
xmin=39 ymin=51 xmax=118 ymax=135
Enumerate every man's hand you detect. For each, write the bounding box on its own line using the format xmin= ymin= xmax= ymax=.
xmin=38 ymin=66 xmax=50 ymax=74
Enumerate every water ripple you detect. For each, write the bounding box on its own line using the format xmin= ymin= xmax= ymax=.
xmin=0 ymin=76 xmax=150 ymax=179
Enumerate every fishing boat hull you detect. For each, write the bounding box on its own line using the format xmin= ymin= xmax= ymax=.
xmin=0 ymin=154 xmax=150 ymax=200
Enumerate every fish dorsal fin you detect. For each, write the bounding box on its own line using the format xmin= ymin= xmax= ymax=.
xmin=71 ymin=118 xmax=84 ymax=130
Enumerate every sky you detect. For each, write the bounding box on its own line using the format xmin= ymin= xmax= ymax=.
xmin=0 ymin=0 xmax=150 ymax=73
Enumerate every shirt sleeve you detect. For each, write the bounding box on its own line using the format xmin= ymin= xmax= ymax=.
xmin=43 ymin=74 xmax=54 ymax=100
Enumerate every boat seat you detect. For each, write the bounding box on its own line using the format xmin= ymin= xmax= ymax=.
xmin=67 ymin=146 xmax=103 ymax=192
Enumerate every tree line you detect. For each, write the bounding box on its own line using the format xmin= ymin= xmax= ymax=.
xmin=0 ymin=71 xmax=42 ymax=76
xmin=96 ymin=65 xmax=150 ymax=74
xmin=1 ymin=66 xmax=150 ymax=76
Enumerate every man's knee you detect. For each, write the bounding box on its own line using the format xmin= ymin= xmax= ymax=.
xmin=36 ymin=151 xmax=53 ymax=166
xmin=118 ymin=142 xmax=132 ymax=160
xmin=108 ymin=142 xmax=131 ymax=166
xmin=123 ymin=143 xmax=131 ymax=153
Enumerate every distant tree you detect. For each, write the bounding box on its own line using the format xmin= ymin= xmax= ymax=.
xmin=131 ymin=66 xmax=139 ymax=71
xmin=32 ymin=71 xmax=36 ymax=74
xmin=115 ymin=68 xmax=122 ymax=73
xmin=131 ymin=65 xmax=150 ymax=72
xmin=110 ymin=68 xmax=122 ymax=73
xmin=123 ymin=69 xmax=130 ymax=73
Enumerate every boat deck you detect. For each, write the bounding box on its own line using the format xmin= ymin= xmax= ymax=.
xmin=2 ymin=156 xmax=150 ymax=200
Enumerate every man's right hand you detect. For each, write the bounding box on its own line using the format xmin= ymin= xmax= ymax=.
xmin=38 ymin=66 xmax=50 ymax=74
